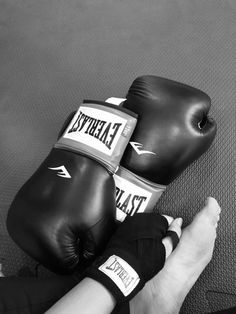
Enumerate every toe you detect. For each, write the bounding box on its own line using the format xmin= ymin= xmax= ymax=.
xmin=205 ymin=197 xmax=221 ymax=215
xmin=204 ymin=197 xmax=221 ymax=226
xmin=196 ymin=197 xmax=221 ymax=227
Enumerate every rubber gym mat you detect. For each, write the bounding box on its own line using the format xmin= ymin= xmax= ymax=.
xmin=0 ymin=1 xmax=235 ymax=312
xmin=206 ymin=291 xmax=236 ymax=313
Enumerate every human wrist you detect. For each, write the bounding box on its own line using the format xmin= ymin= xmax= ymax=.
xmin=86 ymin=250 xmax=144 ymax=303
xmin=86 ymin=213 xmax=168 ymax=304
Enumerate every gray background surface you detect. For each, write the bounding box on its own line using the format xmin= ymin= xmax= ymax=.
xmin=0 ymin=0 xmax=235 ymax=312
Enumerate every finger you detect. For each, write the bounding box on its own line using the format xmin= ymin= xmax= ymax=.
xmin=167 ymin=217 xmax=182 ymax=239
xmin=162 ymin=218 xmax=183 ymax=259
xmin=161 ymin=214 xmax=174 ymax=226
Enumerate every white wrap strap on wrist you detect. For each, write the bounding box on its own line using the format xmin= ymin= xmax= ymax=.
xmin=114 ymin=166 xmax=166 ymax=222
xmin=55 ymin=101 xmax=137 ymax=173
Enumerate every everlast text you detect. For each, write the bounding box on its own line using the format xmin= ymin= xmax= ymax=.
xmin=68 ymin=111 xmax=122 ymax=150
xmin=106 ymin=257 xmax=134 ymax=289
xmin=116 ymin=187 xmax=147 ymax=216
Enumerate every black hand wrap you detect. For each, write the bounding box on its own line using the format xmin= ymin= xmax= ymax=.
xmin=165 ymin=230 xmax=180 ymax=250
xmin=86 ymin=213 xmax=168 ymax=303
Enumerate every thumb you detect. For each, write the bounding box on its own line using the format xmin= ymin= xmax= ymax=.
xmin=162 ymin=218 xmax=183 ymax=259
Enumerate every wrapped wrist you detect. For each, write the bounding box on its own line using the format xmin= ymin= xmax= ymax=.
xmin=86 ymin=249 xmax=144 ymax=303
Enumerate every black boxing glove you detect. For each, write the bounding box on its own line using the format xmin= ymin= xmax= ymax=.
xmin=107 ymin=76 xmax=217 ymax=221
xmin=7 ymin=100 xmax=137 ymax=274
xmin=86 ymin=213 xmax=168 ymax=303
xmin=58 ymin=76 xmax=217 ymax=223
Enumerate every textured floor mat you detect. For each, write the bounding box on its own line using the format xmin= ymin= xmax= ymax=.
xmin=206 ymin=291 xmax=236 ymax=313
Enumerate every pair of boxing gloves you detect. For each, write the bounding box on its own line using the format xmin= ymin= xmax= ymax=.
xmin=7 ymin=75 xmax=217 ymax=276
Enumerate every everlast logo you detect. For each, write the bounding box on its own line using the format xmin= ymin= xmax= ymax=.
xmin=116 ymin=186 xmax=148 ymax=216
xmin=68 ymin=110 xmax=122 ymax=150
xmin=106 ymin=257 xmax=135 ymax=289
xmin=99 ymin=255 xmax=140 ymax=295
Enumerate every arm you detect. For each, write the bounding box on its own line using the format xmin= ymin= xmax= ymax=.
xmin=45 ymin=277 xmax=116 ymax=314
xmin=46 ymin=213 xmax=175 ymax=314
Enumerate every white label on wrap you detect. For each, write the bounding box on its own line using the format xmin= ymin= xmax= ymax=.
xmin=114 ymin=174 xmax=152 ymax=222
xmin=62 ymin=106 xmax=127 ymax=156
xmin=99 ymin=255 xmax=140 ymax=297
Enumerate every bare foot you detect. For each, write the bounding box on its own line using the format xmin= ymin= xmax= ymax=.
xmin=130 ymin=197 xmax=221 ymax=314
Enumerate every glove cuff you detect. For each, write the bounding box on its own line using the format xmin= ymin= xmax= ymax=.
xmin=86 ymin=249 xmax=144 ymax=303
xmin=114 ymin=166 xmax=166 ymax=222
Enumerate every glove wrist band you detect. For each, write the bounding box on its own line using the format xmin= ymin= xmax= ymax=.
xmin=114 ymin=166 xmax=166 ymax=222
